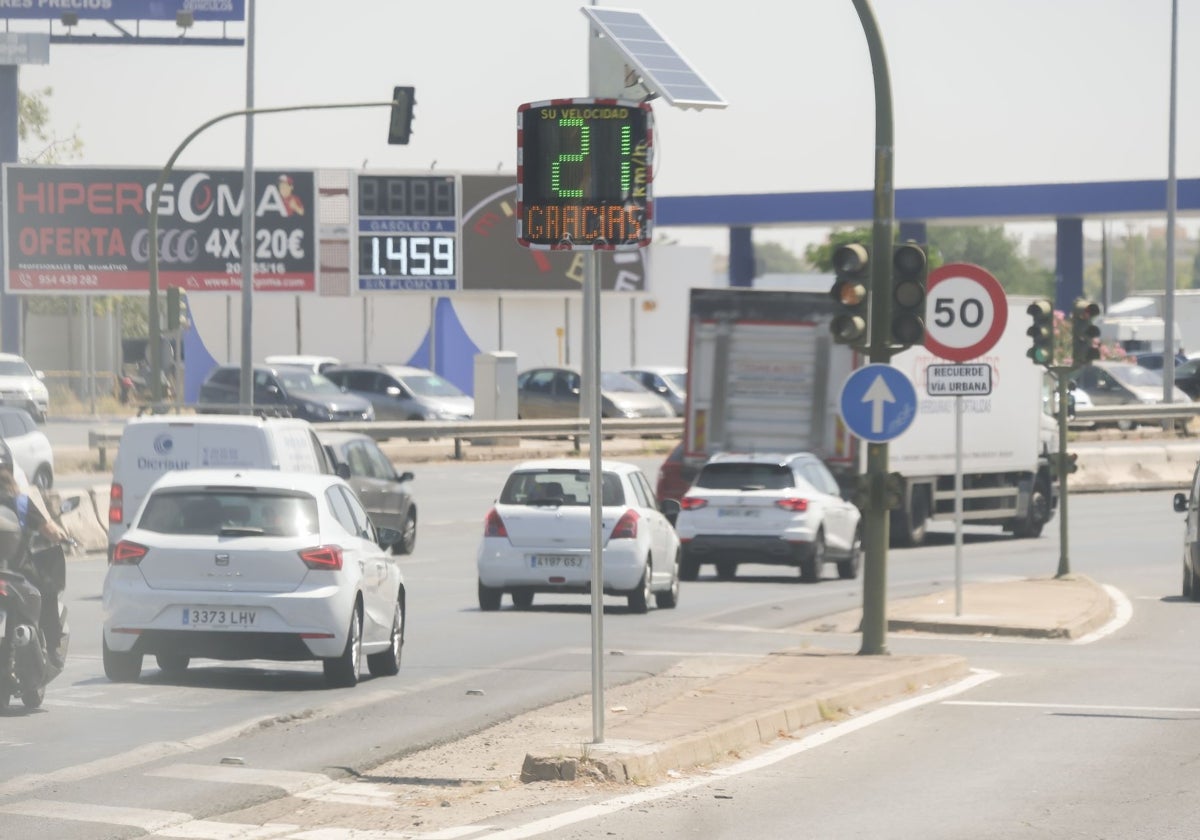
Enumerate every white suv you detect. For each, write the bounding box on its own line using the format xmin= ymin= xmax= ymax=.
xmin=0 ymin=353 xmax=49 ymax=423
xmin=675 ymin=452 xmax=861 ymax=583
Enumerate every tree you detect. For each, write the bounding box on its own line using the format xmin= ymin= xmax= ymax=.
xmin=19 ymin=86 xmax=82 ymax=164
xmin=927 ymin=225 xmax=1052 ymax=297
xmin=753 ymin=240 xmax=808 ymax=274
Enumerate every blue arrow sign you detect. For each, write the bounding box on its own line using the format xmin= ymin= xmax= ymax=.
xmin=839 ymin=364 xmax=918 ymax=443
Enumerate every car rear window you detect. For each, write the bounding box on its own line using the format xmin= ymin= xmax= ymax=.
xmin=499 ymin=470 xmax=625 ymax=506
xmin=695 ymin=463 xmax=794 ymax=491
xmin=137 ymin=490 xmax=319 ymax=537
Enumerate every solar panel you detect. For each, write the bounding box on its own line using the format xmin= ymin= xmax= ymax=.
xmin=582 ymin=6 xmax=727 ymax=109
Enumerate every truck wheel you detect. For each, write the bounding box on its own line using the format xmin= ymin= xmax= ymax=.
xmin=1190 ymin=564 xmax=1200 ymax=603
xmin=1184 ymin=562 xmax=1194 ymax=600
xmin=890 ymin=488 xmax=929 ymax=548
xmin=1012 ymin=480 xmax=1050 ymax=539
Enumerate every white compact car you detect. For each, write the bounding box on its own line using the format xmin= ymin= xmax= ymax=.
xmin=476 ymin=459 xmax=682 ymax=613
xmin=675 ymin=452 xmax=862 ymax=583
xmin=102 ymin=469 xmax=406 ymax=688
xmin=0 ymin=407 xmax=53 ymax=490
xmin=0 ymin=353 xmax=49 ymax=423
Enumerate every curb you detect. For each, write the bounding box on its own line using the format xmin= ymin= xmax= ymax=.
xmin=525 ymin=653 xmax=968 ymax=785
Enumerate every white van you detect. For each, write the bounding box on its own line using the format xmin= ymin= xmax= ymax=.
xmin=107 ymin=415 xmax=337 ymax=553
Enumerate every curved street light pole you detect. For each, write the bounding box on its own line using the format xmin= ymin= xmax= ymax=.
xmin=147 ymin=99 xmax=402 ymax=404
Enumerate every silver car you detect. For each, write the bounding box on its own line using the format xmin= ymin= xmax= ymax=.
xmin=516 ymin=367 xmax=674 ymax=419
xmin=325 ymin=364 xmax=474 ymax=421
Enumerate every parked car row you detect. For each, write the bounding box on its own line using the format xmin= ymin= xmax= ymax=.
xmin=1070 ymin=360 xmax=1196 ymax=430
xmin=195 ymin=360 xmax=690 ymax=425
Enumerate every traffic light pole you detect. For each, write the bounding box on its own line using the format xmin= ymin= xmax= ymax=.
xmin=854 ymin=0 xmax=894 ymax=656
xmin=1055 ymin=367 xmax=1071 ymax=577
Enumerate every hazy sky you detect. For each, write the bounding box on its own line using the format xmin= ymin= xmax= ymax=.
xmin=11 ymin=0 xmax=1199 ymax=254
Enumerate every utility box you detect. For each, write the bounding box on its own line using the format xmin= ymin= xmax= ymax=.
xmin=474 ymin=351 xmax=518 ymax=421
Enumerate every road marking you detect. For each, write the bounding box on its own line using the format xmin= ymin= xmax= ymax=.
xmin=467 ymin=669 xmax=1000 ymax=839
xmin=155 ymin=821 xmax=300 ymax=839
xmin=1072 ymin=584 xmax=1133 ymax=645
xmin=0 ymin=799 xmax=193 ymax=831
xmin=943 ymin=700 xmax=1200 ymax=714
xmin=151 ymin=764 xmax=399 ymax=809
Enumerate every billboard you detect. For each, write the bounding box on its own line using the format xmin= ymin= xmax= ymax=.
xmin=461 ymin=174 xmax=647 ymax=292
xmin=3 ymin=165 xmax=315 ymax=294
xmin=0 ymin=1 xmax=245 ymax=21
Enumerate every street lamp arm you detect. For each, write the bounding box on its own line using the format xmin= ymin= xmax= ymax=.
xmin=147 ymin=99 xmax=402 ymax=403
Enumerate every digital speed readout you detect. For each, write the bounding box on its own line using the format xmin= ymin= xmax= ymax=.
xmin=517 ymin=99 xmax=652 ymax=250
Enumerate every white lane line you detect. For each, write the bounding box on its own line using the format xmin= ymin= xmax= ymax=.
xmin=285 ymin=829 xmax=420 ymax=839
xmin=1072 ymin=584 xmax=1133 ymax=645
xmin=155 ymin=821 xmax=301 ymax=839
xmin=150 ymin=764 xmax=330 ymax=794
xmin=944 ymin=700 xmax=1200 ymax=714
xmin=416 ymin=828 xmax=498 ymax=839
xmin=471 ymin=668 xmax=1001 ymax=839
xmin=0 ymin=799 xmax=193 ymax=832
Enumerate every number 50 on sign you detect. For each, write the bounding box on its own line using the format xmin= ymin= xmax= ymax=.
xmin=922 ymin=262 xmax=1008 ymax=363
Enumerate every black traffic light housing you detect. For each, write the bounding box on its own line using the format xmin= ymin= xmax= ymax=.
xmin=1071 ymin=298 xmax=1101 ymax=368
xmin=388 ymin=86 xmax=416 ymax=145
xmin=1026 ymin=299 xmax=1054 ymax=366
xmin=891 ymin=241 xmax=927 ymax=347
xmin=829 ymin=243 xmax=869 ymax=347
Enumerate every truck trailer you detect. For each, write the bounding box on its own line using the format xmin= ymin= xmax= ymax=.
xmin=683 ymin=287 xmax=1058 ymax=547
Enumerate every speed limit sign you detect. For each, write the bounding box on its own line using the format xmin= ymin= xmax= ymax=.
xmin=923 ymin=263 xmax=1008 ymax=362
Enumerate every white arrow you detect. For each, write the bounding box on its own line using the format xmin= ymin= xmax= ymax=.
xmin=862 ymin=374 xmax=896 ymax=434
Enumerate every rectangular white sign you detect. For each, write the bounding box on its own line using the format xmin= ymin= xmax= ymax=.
xmin=926 ymin=363 xmax=993 ymax=397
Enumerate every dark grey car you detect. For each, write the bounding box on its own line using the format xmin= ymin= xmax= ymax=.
xmin=318 ymin=430 xmax=417 ymax=555
xmin=324 ymin=364 xmax=473 ymax=421
xmin=198 ymin=364 xmax=375 ymax=423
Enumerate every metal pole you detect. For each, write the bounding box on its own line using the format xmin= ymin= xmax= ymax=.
xmin=954 ymin=394 xmax=963 ymax=615
xmin=853 ymin=0 xmax=895 ymax=656
xmin=240 ymin=0 xmax=256 ymax=408
xmin=1163 ymin=0 xmax=1178 ymax=406
xmin=1056 ymin=370 xmax=1071 ymax=577
xmin=586 ymin=253 xmax=604 ymax=744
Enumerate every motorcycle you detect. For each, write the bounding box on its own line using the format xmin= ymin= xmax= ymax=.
xmin=0 ymin=507 xmax=70 ymax=713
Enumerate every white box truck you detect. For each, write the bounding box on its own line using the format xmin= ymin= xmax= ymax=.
xmin=683 ymin=288 xmax=1058 ymax=546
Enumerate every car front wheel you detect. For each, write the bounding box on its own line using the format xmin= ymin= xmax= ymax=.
xmin=367 ymin=600 xmax=404 ymax=677
xmin=628 ymin=562 xmax=652 ymax=613
xmin=395 ymin=509 xmax=417 ymax=555
xmin=655 ymin=552 xmax=681 ymax=609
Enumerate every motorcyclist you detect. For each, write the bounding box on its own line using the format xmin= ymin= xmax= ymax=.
xmin=0 ymin=462 xmax=67 ymax=667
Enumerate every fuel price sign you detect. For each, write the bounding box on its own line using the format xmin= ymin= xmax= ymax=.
xmin=356 ymin=173 xmax=459 ymax=291
xmin=516 ymin=98 xmax=653 ymax=250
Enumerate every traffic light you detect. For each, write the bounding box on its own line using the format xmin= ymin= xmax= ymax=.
xmin=387 ymin=86 xmax=416 ymax=145
xmin=1071 ymin=298 xmax=1101 ymax=368
xmin=891 ymin=241 xmax=927 ymax=347
xmin=829 ymin=243 xmax=869 ymax=347
xmin=1026 ymin=299 xmax=1054 ymax=366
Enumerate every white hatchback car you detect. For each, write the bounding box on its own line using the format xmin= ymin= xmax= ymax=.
xmin=675 ymin=452 xmax=861 ymax=583
xmin=476 ymin=459 xmax=682 ymax=613
xmin=102 ymin=469 xmax=406 ymax=688
xmin=0 ymin=353 xmax=49 ymax=423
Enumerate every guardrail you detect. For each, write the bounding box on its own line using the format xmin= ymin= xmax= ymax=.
xmin=1073 ymin=402 xmax=1200 ymax=430
xmin=88 ymin=414 xmax=683 ymax=468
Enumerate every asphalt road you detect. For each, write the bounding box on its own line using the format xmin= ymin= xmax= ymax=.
xmin=0 ymin=453 xmax=1192 ymax=838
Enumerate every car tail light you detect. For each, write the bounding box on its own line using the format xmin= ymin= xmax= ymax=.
xmin=680 ymin=497 xmax=708 ymax=510
xmin=109 ymin=483 xmax=123 ymax=525
xmin=775 ymin=498 xmax=809 ymax=512
xmin=111 ymin=541 xmax=148 ymax=565
xmin=299 ymin=545 xmax=343 ymax=570
xmin=0 ymin=579 xmax=8 ymax=596
xmin=484 ymin=508 xmax=508 ymax=538
xmin=610 ymin=509 xmax=639 ymax=540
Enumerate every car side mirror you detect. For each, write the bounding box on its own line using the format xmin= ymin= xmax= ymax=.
xmin=376 ymin=526 xmax=402 ymax=551
xmin=336 ymin=463 xmax=351 ymax=480
xmin=386 ymin=386 xmax=402 ymax=397
xmin=1175 ymin=492 xmax=1189 ymax=513
xmin=35 ymin=370 xmax=46 ymax=381
xmin=659 ymin=497 xmax=681 ymax=527
xmin=570 ymin=387 xmax=581 ymax=397
xmin=397 ymin=471 xmax=414 ymax=483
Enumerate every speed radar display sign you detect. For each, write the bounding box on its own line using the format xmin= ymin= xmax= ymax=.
xmin=516 ymin=98 xmax=653 ymax=250
xmin=923 ymin=263 xmax=1008 ymax=362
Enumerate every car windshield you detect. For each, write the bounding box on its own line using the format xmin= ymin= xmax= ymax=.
xmin=1106 ymin=364 xmax=1164 ymax=388
xmin=0 ymin=359 xmax=34 ymax=377
xmin=499 ymin=470 xmax=625 ymax=506
xmin=600 ymin=371 xmax=647 ymax=393
xmin=138 ymin=490 xmax=319 ymax=537
xmin=665 ymin=372 xmax=687 ymax=392
xmin=402 ymin=373 xmax=466 ymax=398
xmin=695 ymin=462 xmax=795 ymax=491
xmin=278 ymin=370 xmax=343 ymax=396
